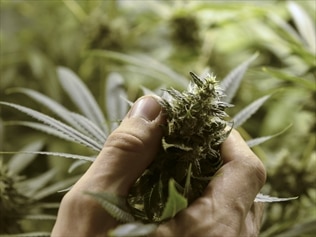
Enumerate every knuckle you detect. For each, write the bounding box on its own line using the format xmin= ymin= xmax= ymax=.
xmin=252 ymin=159 xmax=267 ymax=187
xmin=105 ymin=131 xmax=147 ymax=155
xmin=244 ymin=156 xmax=267 ymax=188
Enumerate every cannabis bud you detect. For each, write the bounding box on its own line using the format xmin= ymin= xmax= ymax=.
xmin=127 ymin=72 xmax=231 ymax=223
xmin=0 ymin=161 xmax=30 ymax=233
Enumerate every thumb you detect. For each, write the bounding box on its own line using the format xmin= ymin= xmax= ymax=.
xmin=80 ymin=96 xmax=164 ymax=195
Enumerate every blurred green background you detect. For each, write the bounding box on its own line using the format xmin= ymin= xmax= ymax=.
xmin=0 ymin=0 xmax=315 ymax=236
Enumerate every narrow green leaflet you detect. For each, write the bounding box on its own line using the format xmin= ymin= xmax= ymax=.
xmin=69 ymin=112 xmax=107 ymax=145
xmin=32 ymin=175 xmax=81 ymax=200
xmin=263 ymin=67 xmax=316 ymax=91
xmin=10 ymin=88 xmax=108 ymax=142
xmin=0 ymin=102 xmax=103 ymax=151
xmin=220 ymin=53 xmax=258 ymax=103
xmin=232 ymin=94 xmax=271 ymax=128
xmin=109 ymin=222 xmax=157 ymax=237
xmin=159 ymin=179 xmax=188 ymax=221
xmin=255 ymin=193 xmax=298 ymax=202
xmin=6 ymin=121 xmax=89 ymax=145
xmin=57 ymin=67 xmax=107 ymax=132
xmin=0 ymin=151 xmax=95 ymax=162
xmin=89 ymin=50 xmax=188 ymax=88
xmin=105 ymin=72 xmax=128 ymax=129
xmin=288 ymin=1 xmax=316 ymax=53
xmin=0 ymin=233 xmax=51 ymax=237
xmin=9 ymin=88 xmax=81 ymax=130
xmin=68 ymin=159 xmax=89 ymax=173
xmin=246 ymin=124 xmax=292 ymax=147
xmin=86 ymin=192 xmax=135 ymax=223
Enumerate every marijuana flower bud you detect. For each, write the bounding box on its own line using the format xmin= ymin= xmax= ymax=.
xmin=127 ymin=72 xmax=231 ymax=223
xmin=0 ymin=160 xmax=30 ymax=233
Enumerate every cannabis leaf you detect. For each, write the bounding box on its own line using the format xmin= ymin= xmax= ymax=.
xmin=108 ymin=222 xmax=157 ymax=237
xmin=85 ymin=192 xmax=135 ymax=223
xmin=159 ymin=179 xmax=188 ymax=221
xmin=0 ymin=102 xmax=103 ymax=151
xmin=232 ymin=94 xmax=271 ymax=128
xmin=255 ymin=193 xmax=298 ymax=202
xmin=246 ymin=124 xmax=292 ymax=148
xmin=0 ymin=233 xmax=51 ymax=237
xmin=287 ymin=1 xmax=316 ymax=53
xmin=57 ymin=67 xmax=107 ymax=133
xmin=220 ymin=53 xmax=258 ymax=103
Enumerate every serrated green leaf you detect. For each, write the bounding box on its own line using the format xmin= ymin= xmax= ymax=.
xmin=69 ymin=112 xmax=107 ymax=144
xmin=9 ymin=88 xmax=81 ymax=130
xmin=159 ymin=179 xmax=188 ymax=221
xmin=89 ymin=50 xmax=188 ymax=88
xmin=268 ymin=13 xmax=302 ymax=45
xmin=246 ymin=124 xmax=292 ymax=147
xmin=288 ymin=1 xmax=316 ymax=53
xmin=6 ymin=121 xmax=88 ymax=145
xmin=68 ymin=159 xmax=88 ymax=173
xmin=0 ymin=151 xmax=95 ymax=162
xmin=109 ymin=222 xmax=157 ymax=237
xmin=0 ymin=102 xmax=103 ymax=151
xmin=255 ymin=193 xmax=298 ymax=202
xmin=220 ymin=53 xmax=258 ymax=103
xmin=0 ymin=232 xmax=50 ymax=237
xmin=263 ymin=67 xmax=316 ymax=91
xmin=105 ymin=72 xmax=128 ymax=129
xmin=33 ymin=175 xmax=80 ymax=200
xmin=86 ymin=191 xmax=135 ymax=223
xmin=0 ymin=233 xmax=51 ymax=237
xmin=232 ymin=94 xmax=271 ymax=128
xmin=57 ymin=67 xmax=107 ymax=132
xmin=14 ymin=86 xmax=108 ymax=141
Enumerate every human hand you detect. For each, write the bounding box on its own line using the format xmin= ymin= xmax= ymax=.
xmin=51 ymin=96 xmax=266 ymax=237
xmin=151 ymin=128 xmax=266 ymax=237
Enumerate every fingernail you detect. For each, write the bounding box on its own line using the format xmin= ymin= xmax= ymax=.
xmin=129 ymin=96 xmax=161 ymax=121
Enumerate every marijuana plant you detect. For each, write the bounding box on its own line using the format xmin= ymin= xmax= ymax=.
xmin=0 ymin=54 xmax=295 ymax=236
xmin=92 ymin=55 xmax=295 ymax=237
xmin=0 ymin=140 xmax=80 ymax=236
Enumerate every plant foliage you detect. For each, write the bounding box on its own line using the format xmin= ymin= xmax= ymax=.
xmin=0 ymin=0 xmax=315 ymax=236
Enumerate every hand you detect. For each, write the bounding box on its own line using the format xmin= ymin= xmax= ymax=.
xmin=51 ymin=96 xmax=266 ymax=237
xmin=152 ymin=128 xmax=266 ymax=237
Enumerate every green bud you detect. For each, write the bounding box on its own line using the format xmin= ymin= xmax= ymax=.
xmin=128 ymin=72 xmax=231 ymax=223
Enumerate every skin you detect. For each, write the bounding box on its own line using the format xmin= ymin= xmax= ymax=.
xmin=51 ymin=96 xmax=266 ymax=237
